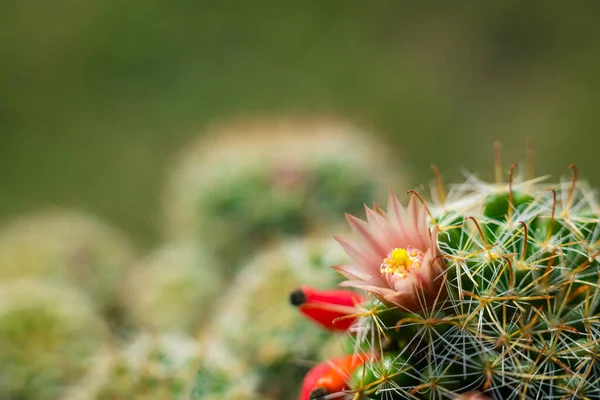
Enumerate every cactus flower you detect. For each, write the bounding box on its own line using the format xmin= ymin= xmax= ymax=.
xmin=334 ymin=191 xmax=444 ymax=312
xmin=290 ymin=286 xmax=363 ymax=331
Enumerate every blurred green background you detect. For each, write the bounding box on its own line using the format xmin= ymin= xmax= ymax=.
xmin=2 ymin=1 xmax=600 ymax=247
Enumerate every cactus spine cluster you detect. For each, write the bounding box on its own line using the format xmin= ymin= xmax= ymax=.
xmin=297 ymin=153 xmax=600 ymax=399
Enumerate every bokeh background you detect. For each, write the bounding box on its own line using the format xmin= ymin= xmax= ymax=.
xmin=2 ymin=2 xmax=600 ymax=399
xmin=3 ymin=1 xmax=600 ymax=246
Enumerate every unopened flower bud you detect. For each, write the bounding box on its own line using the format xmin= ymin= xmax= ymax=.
xmin=290 ymin=285 xmax=362 ymax=331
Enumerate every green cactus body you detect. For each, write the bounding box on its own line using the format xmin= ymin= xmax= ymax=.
xmin=297 ymin=162 xmax=600 ymax=399
xmin=122 ymin=241 xmax=225 ymax=334
xmin=0 ymin=280 xmax=109 ymax=400
xmin=0 ymin=210 xmax=137 ymax=325
xmin=71 ymin=332 xmax=202 ymax=400
xmin=162 ymin=118 xmax=407 ymax=269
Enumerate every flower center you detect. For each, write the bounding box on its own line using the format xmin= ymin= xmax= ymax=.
xmin=380 ymin=247 xmax=424 ymax=283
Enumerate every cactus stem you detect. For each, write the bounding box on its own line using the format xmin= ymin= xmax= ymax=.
xmin=483 ymin=368 xmax=493 ymax=390
xmin=407 ymin=190 xmax=435 ymax=223
xmin=520 ymin=308 xmax=542 ymax=334
xmin=501 ymin=256 xmax=515 ymax=290
xmin=409 ymin=382 xmax=433 ymax=395
xmin=572 ymin=252 xmax=598 ymax=274
xmin=557 ymin=278 xmax=578 ymax=314
xmin=546 ymin=189 xmax=558 ymax=242
xmin=541 ymin=247 xmax=558 ymax=287
xmin=567 ymin=285 xmax=590 ymax=304
xmin=519 ymin=221 xmax=529 ymax=261
xmin=431 ymin=164 xmax=446 ymax=205
xmin=565 ymin=164 xmax=579 ymax=214
xmin=508 ymin=163 xmax=517 ymax=219
xmin=465 ymin=216 xmax=496 ymax=261
xmin=494 ymin=141 xmax=503 ymax=185
xmin=394 ymin=316 xmax=422 ymax=331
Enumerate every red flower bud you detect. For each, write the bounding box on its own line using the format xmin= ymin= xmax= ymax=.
xmin=290 ymin=285 xmax=363 ymax=331
xmin=299 ymin=353 xmax=376 ymax=400
xmin=298 ymin=360 xmax=331 ymax=400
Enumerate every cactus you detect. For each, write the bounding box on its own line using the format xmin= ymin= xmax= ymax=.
xmin=191 ymin=338 xmax=261 ymax=400
xmin=294 ymin=151 xmax=600 ymax=399
xmin=70 ymin=332 xmax=202 ymax=400
xmin=0 ymin=280 xmax=109 ymax=400
xmin=0 ymin=210 xmax=137 ymax=325
xmin=194 ymin=237 xmax=350 ymax=399
xmin=162 ymin=117 xmax=407 ymax=269
xmin=122 ymin=241 xmax=225 ymax=334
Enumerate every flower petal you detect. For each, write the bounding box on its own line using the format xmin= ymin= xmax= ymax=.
xmin=334 ymin=236 xmax=381 ymax=275
xmin=345 ymin=213 xmax=387 ymax=256
xmin=333 ymin=264 xmax=387 ymax=286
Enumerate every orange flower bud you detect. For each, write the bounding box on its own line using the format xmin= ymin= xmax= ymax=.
xmin=299 ymin=353 xmax=376 ymax=400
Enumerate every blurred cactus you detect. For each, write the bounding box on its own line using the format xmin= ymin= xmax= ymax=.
xmin=0 ymin=210 xmax=137 ymax=323
xmin=122 ymin=241 xmax=225 ymax=334
xmin=72 ymin=332 xmax=200 ymax=400
xmin=192 ymin=339 xmax=261 ymax=400
xmin=294 ymin=154 xmax=600 ymax=399
xmin=0 ymin=280 xmax=109 ymax=400
xmin=162 ymin=117 xmax=408 ymax=268
xmin=194 ymin=237 xmax=350 ymax=399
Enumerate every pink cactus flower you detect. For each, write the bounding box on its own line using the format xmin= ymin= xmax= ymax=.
xmin=334 ymin=191 xmax=445 ymax=312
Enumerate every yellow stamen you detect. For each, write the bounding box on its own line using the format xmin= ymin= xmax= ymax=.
xmin=380 ymin=248 xmax=422 ymax=280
